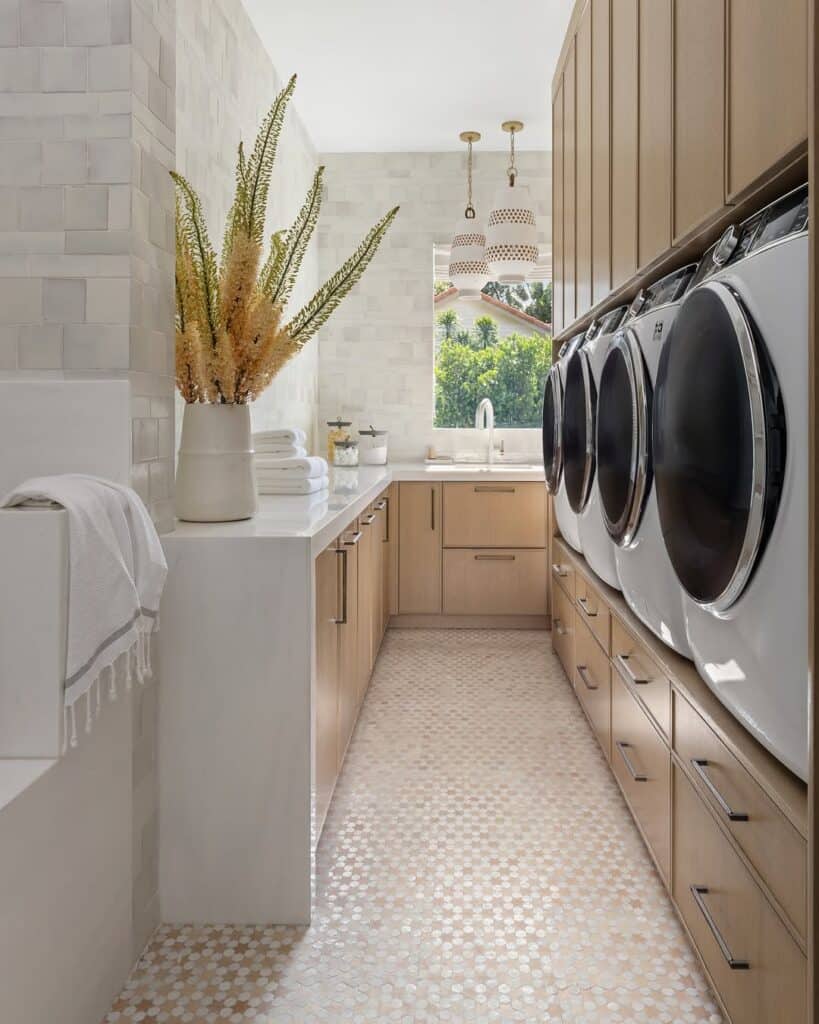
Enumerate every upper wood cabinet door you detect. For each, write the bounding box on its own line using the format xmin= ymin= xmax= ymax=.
xmin=575 ymin=4 xmax=592 ymax=317
xmin=610 ymin=0 xmax=638 ymax=288
xmin=591 ymin=0 xmax=611 ymax=305
xmin=563 ymin=40 xmax=577 ymax=326
xmin=552 ymin=80 xmax=565 ymax=335
xmin=727 ymin=0 xmax=807 ymax=199
xmin=398 ymin=483 xmax=442 ymax=614
xmin=673 ymin=0 xmax=726 ymax=242
xmin=638 ymin=0 xmax=672 ymax=268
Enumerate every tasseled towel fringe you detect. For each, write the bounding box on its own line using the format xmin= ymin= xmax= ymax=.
xmin=62 ymin=629 xmax=155 ymax=754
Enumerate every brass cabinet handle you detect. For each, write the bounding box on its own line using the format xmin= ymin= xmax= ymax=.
xmin=615 ymin=740 xmax=647 ymax=782
xmin=614 ymin=653 xmax=650 ymax=685
xmin=691 ymin=759 xmax=749 ymax=822
xmin=552 ymin=563 xmax=569 ymax=577
xmin=690 ymin=885 xmax=750 ymax=970
xmin=474 ymin=554 xmax=516 ymax=561
xmin=577 ymin=596 xmax=598 ymax=617
xmin=361 ymin=513 xmax=376 ymax=525
xmin=474 ymin=485 xmax=516 ymax=493
xmin=374 ymin=499 xmax=387 ymax=511
xmin=430 ymin=488 xmax=435 ymax=531
xmin=381 ymin=495 xmax=390 ymax=542
xmin=554 ymin=618 xmax=566 ymax=636
xmin=334 ymin=548 xmax=348 ymax=625
xmin=344 ymin=530 xmax=362 ymax=546
xmin=576 ymin=664 xmax=598 ymax=691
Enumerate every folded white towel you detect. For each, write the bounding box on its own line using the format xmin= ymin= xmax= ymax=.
xmin=255 ymin=455 xmax=328 ymax=479
xmin=254 ymin=427 xmax=307 ymax=446
xmin=258 ymin=474 xmax=329 ymax=495
xmin=1 ymin=474 xmax=168 ymax=750
xmin=254 ymin=444 xmax=307 ymax=458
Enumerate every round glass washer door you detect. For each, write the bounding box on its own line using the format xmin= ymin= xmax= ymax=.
xmin=562 ymin=349 xmax=596 ymax=514
xmin=541 ymin=366 xmax=563 ymax=494
xmin=597 ymin=330 xmax=651 ymax=547
xmin=652 ymin=281 xmax=786 ymax=612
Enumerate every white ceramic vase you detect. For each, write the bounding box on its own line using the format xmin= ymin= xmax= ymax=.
xmin=175 ymin=403 xmax=257 ymax=522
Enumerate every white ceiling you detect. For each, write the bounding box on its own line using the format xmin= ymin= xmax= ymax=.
xmin=242 ymin=0 xmax=575 ymax=153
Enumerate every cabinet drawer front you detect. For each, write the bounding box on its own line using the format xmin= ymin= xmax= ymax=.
xmin=575 ymin=572 xmax=611 ymax=653
xmin=674 ymin=692 xmax=807 ymax=939
xmin=442 ymin=482 xmax=546 ymax=548
xmin=443 ymin=549 xmax=546 ymax=616
xmin=611 ymin=616 xmax=671 ymax=737
xmin=611 ymin=670 xmax=671 ymax=882
xmin=552 ymin=582 xmax=575 ymax=681
xmin=551 ymin=557 xmax=576 ymax=600
xmin=574 ymin=613 xmax=611 ymax=760
xmin=673 ymin=766 xmax=807 ymax=1024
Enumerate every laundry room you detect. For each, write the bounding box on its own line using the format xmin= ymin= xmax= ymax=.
xmin=0 ymin=1 xmax=817 ymax=1023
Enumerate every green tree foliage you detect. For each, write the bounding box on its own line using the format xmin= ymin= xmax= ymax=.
xmin=434 ymin=311 xmax=552 ymax=428
xmin=434 ymin=279 xmax=453 ymax=296
xmin=435 ymin=309 xmax=459 ymax=341
xmin=480 ymin=280 xmax=552 ymax=326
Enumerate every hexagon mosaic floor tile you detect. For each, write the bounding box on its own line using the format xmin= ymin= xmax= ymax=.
xmin=105 ymin=629 xmax=723 ymax=1024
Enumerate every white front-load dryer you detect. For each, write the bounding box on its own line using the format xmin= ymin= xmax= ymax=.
xmin=596 ymin=265 xmax=699 ymax=656
xmin=564 ymin=306 xmax=630 ymax=589
xmin=543 ymin=330 xmax=588 ymax=553
xmin=653 ymin=183 xmax=809 ymax=780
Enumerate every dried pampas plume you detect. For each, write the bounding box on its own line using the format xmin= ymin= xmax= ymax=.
xmin=172 ymin=74 xmax=399 ymax=405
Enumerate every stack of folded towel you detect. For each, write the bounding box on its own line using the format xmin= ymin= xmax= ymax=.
xmin=253 ymin=429 xmax=330 ymax=495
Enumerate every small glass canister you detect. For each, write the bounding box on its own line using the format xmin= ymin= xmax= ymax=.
xmin=358 ymin=425 xmax=389 ymax=465
xmin=333 ymin=438 xmax=360 ymax=467
xmin=326 ymin=418 xmax=352 ymax=462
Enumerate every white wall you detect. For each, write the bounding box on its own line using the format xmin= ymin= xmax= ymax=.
xmin=317 ymin=151 xmax=551 ymax=459
xmin=176 ymin=0 xmax=320 ymax=447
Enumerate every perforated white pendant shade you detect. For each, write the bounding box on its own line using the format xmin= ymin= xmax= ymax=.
xmin=449 ymin=214 xmax=490 ymax=299
xmin=485 ymin=182 xmax=538 ymax=283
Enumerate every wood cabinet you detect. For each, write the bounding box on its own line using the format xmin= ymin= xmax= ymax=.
xmin=574 ymin=612 xmax=611 ymax=761
xmin=672 ymin=0 xmax=725 ymax=241
xmin=590 ymin=0 xmax=611 ymax=305
xmin=337 ymin=527 xmax=360 ymax=769
xmin=552 ymin=577 xmax=575 ymax=681
xmin=443 ymin=549 xmax=547 ymax=616
xmin=610 ymin=0 xmax=638 ymax=289
xmin=398 ymin=483 xmax=442 ymax=614
xmin=563 ymin=39 xmax=577 ymax=327
xmin=315 ymin=544 xmax=341 ymax=833
xmin=443 ymin=482 xmax=546 ymax=549
xmin=726 ymin=0 xmax=808 ymax=199
xmin=611 ymin=617 xmax=671 ymax=739
xmin=552 ymin=80 xmax=565 ymax=335
xmin=575 ymin=2 xmax=592 ymax=316
xmin=637 ymin=0 xmax=672 ymax=267
xmin=358 ymin=506 xmax=377 ymax=698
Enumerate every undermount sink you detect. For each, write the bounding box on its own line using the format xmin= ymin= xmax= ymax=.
xmin=423 ymin=462 xmax=541 ymax=473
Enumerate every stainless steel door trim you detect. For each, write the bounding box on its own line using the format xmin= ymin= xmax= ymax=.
xmin=576 ymin=348 xmax=596 ymax=512
xmin=544 ymin=366 xmax=564 ymax=494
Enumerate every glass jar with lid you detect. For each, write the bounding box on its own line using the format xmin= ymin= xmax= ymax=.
xmin=358 ymin=426 xmax=389 ymax=465
xmin=333 ymin=438 xmax=360 ymax=467
xmin=326 ymin=418 xmax=352 ymax=462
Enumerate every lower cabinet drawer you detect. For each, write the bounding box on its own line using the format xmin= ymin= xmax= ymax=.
xmin=573 ymin=613 xmax=611 ymax=761
xmin=673 ymin=766 xmax=807 ymax=1024
xmin=443 ymin=548 xmax=546 ymax=615
xmin=551 ymin=557 xmax=575 ymax=601
xmin=575 ymin=572 xmax=611 ymax=653
xmin=611 ymin=670 xmax=671 ymax=883
xmin=611 ymin=616 xmax=671 ymax=738
xmin=552 ymin=582 xmax=575 ymax=681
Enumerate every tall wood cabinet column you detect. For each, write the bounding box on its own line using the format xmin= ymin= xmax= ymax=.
xmin=637 ymin=0 xmax=672 ymax=267
xmin=590 ymin=0 xmax=611 ymax=306
xmin=552 ymin=82 xmax=565 ymax=335
xmin=575 ymin=3 xmax=592 ymax=317
xmin=610 ymin=0 xmax=639 ymax=289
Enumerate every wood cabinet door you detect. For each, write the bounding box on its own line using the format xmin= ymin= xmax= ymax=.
xmin=442 ymin=482 xmax=546 ymax=549
xmin=369 ymin=503 xmax=385 ymax=665
xmin=337 ymin=529 xmax=359 ymax=769
xmin=610 ymin=0 xmax=639 ymax=288
xmin=315 ymin=544 xmax=340 ymax=834
xmin=553 ymin=79 xmax=565 ymax=335
xmin=377 ymin=493 xmax=392 ymax=636
xmin=638 ymin=0 xmax=672 ymax=268
xmin=563 ymin=39 xmax=577 ymax=326
xmin=673 ymin=0 xmax=726 ymax=242
xmin=591 ymin=0 xmax=611 ymax=305
xmin=575 ymin=3 xmax=592 ymax=316
xmin=727 ymin=0 xmax=807 ymax=199
xmin=357 ymin=507 xmax=377 ymax=702
xmin=398 ymin=483 xmax=442 ymax=614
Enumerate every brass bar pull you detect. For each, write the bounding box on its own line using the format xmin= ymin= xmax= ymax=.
xmin=554 ymin=618 xmax=566 ymax=636
xmin=344 ymin=531 xmax=363 ymax=546
xmin=430 ymin=488 xmax=435 ymax=531
xmin=361 ymin=513 xmax=376 ymax=526
xmin=577 ymin=596 xmax=598 ymax=617
xmin=382 ymin=496 xmax=390 ymax=542
xmin=334 ymin=548 xmax=348 ymax=625
xmin=576 ymin=664 xmax=598 ymax=691
xmin=474 ymin=485 xmax=516 ymax=493
xmin=614 ymin=653 xmax=650 ymax=685
xmin=615 ymin=740 xmax=647 ymax=782
xmin=690 ymin=886 xmax=750 ymax=970
xmin=691 ymin=759 xmax=749 ymax=822
xmin=474 ymin=554 xmax=516 ymax=561
xmin=552 ymin=563 xmax=569 ymax=577
xmin=374 ymin=499 xmax=387 ymax=511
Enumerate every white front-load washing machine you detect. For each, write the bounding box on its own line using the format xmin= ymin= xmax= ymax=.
xmin=596 ymin=264 xmax=699 ymax=656
xmin=542 ymin=329 xmax=589 ymax=553
xmin=563 ymin=305 xmax=630 ymax=589
xmin=653 ymin=183 xmax=809 ymax=780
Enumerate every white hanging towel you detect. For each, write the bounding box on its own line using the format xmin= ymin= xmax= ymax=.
xmin=254 ymin=455 xmax=328 ymax=478
xmin=254 ymin=428 xmax=307 ymax=446
xmin=0 ymin=474 xmax=168 ymax=750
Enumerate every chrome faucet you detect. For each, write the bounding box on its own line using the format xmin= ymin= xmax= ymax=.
xmin=475 ymin=397 xmax=496 ymax=464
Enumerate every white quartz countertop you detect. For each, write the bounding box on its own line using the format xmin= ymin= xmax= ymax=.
xmin=165 ymin=460 xmax=545 ymax=554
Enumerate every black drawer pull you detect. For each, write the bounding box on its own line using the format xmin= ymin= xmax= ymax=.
xmin=690 ymin=885 xmax=750 ymax=970
xmin=691 ymin=759 xmax=749 ymax=822
xmin=615 ymin=740 xmax=647 ymax=782
xmin=576 ymin=664 xmax=598 ymax=691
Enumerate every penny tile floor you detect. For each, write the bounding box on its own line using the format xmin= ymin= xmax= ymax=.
xmin=106 ymin=629 xmax=723 ymax=1023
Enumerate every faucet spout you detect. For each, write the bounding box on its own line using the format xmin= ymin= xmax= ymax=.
xmin=475 ymin=398 xmax=496 ymax=464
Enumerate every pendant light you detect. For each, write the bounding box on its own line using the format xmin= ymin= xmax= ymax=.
xmin=485 ymin=120 xmax=538 ymax=283
xmin=448 ymin=130 xmax=490 ymax=300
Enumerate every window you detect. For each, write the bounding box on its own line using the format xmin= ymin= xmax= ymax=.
xmin=433 ymin=267 xmax=553 ymax=429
